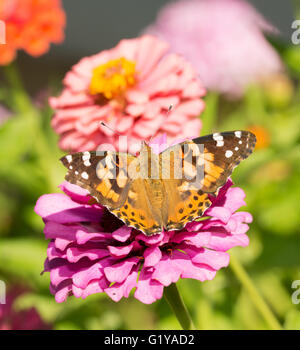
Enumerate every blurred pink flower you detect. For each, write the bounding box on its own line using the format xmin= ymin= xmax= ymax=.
xmin=49 ymin=35 xmax=205 ymax=154
xmin=0 ymin=287 xmax=50 ymax=330
xmin=145 ymin=0 xmax=283 ymax=97
xmin=35 ymin=137 xmax=252 ymax=305
xmin=0 ymin=104 xmax=12 ymax=126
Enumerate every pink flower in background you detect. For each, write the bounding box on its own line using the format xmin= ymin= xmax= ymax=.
xmin=35 ymin=137 xmax=252 ymax=305
xmin=49 ymin=35 xmax=205 ymax=154
xmin=0 ymin=104 xmax=12 ymax=126
xmin=145 ymin=0 xmax=283 ymax=97
xmin=0 ymin=287 xmax=50 ymax=330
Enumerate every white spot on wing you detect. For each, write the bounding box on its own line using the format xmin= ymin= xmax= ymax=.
xmin=213 ymin=133 xmax=223 ymax=141
xmin=82 ymin=151 xmax=91 ymax=161
xmin=235 ymin=131 xmax=242 ymax=138
xmin=81 ymin=171 xmax=89 ymax=180
xmin=225 ymin=150 xmax=233 ymax=158
xmin=66 ymin=155 xmax=72 ymax=163
xmin=213 ymin=133 xmax=224 ymax=147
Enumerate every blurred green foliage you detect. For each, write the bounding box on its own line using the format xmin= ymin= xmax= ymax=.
xmin=0 ymin=44 xmax=300 ymax=330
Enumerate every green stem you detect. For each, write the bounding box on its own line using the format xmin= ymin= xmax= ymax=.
xmin=3 ymin=63 xmax=63 ymax=192
xmin=230 ymin=255 xmax=282 ymax=330
xmin=244 ymin=84 xmax=267 ymax=125
xmin=2 ymin=63 xmax=32 ymax=113
xmin=164 ymin=283 xmax=196 ymax=330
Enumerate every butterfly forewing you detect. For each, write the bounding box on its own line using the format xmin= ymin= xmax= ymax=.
xmin=60 ymin=151 xmax=134 ymax=209
xmin=192 ymin=130 xmax=256 ymax=193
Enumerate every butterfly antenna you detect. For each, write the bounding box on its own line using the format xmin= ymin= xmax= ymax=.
xmin=100 ymin=121 xmax=122 ymax=136
xmin=167 ymin=104 xmax=173 ymax=114
xmin=100 ymin=121 xmax=139 ymax=154
xmin=148 ymin=104 xmax=173 ymax=144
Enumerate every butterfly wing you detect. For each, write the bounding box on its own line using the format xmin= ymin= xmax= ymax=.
xmin=111 ymin=178 xmax=164 ymax=236
xmin=60 ymin=151 xmax=135 ymax=210
xmin=61 ymin=146 xmax=164 ymax=236
xmin=162 ymin=180 xmax=212 ymax=231
xmin=193 ymin=130 xmax=256 ymax=193
xmin=111 ymin=143 xmax=164 ymax=236
xmin=161 ymin=130 xmax=256 ymax=230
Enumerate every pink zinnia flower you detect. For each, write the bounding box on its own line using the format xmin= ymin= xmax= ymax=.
xmin=145 ymin=0 xmax=283 ymax=97
xmin=49 ymin=35 xmax=205 ymax=154
xmin=0 ymin=287 xmax=50 ymax=330
xmin=34 ymin=136 xmax=252 ymax=305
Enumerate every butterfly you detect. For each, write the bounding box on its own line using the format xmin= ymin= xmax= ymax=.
xmin=60 ymin=130 xmax=256 ymax=236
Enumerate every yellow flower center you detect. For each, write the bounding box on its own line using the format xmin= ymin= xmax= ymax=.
xmin=89 ymin=57 xmax=136 ymax=99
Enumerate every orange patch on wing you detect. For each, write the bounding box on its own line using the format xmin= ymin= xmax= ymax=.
xmin=106 ymin=190 xmax=119 ymax=202
xmin=204 ymin=150 xmax=214 ymax=161
xmin=167 ymin=191 xmax=211 ymax=229
xmin=205 ymin=162 xmax=224 ymax=179
xmin=112 ymin=200 xmax=161 ymax=235
xmin=96 ymin=179 xmax=111 ymax=196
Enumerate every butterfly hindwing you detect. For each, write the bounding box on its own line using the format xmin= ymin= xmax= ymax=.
xmin=162 ymin=179 xmax=212 ymax=231
xmin=111 ymin=178 xmax=163 ymax=236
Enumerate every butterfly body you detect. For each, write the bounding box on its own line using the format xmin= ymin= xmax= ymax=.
xmin=61 ymin=131 xmax=256 ymax=236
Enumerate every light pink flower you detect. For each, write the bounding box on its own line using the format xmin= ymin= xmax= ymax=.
xmin=0 ymin=287 xmax=50 ymax=330
xmin=145 ymin=0 xmax=283 ymax=97
xmin=35 ymin=136 xmax=252 ymax=305
xmin=49 ymin=35 xmax=205 ymax=154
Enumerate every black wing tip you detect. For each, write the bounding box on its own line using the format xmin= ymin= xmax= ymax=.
xmin=59 ymin=155 xmax=66 ymax=163
xmin=194 ymin=130 xmax=256 ymax=141
xmin=60 ymin=154 xmax=70 ymax=168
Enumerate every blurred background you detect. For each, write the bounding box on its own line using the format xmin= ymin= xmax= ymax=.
xmin=17 ymin=0 xmax=294 ymax=93
xmin=0 ymin=0 xmax=300 ymax=330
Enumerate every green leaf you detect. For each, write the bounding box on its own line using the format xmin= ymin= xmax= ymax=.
xmin=284 ymin=310 xmax=300 ymax=330
xmin=0 ymin=238 xmax=48 ymax=289
xmin=0 ymin=113 xmax=36 ymax=170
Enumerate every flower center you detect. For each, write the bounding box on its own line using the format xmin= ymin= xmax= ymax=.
xmin=89 ymin=57 xmax=136 ymax=99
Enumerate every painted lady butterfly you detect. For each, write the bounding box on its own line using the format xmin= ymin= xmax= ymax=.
xmin=61 ymin=131 xmax=256 ymax=236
